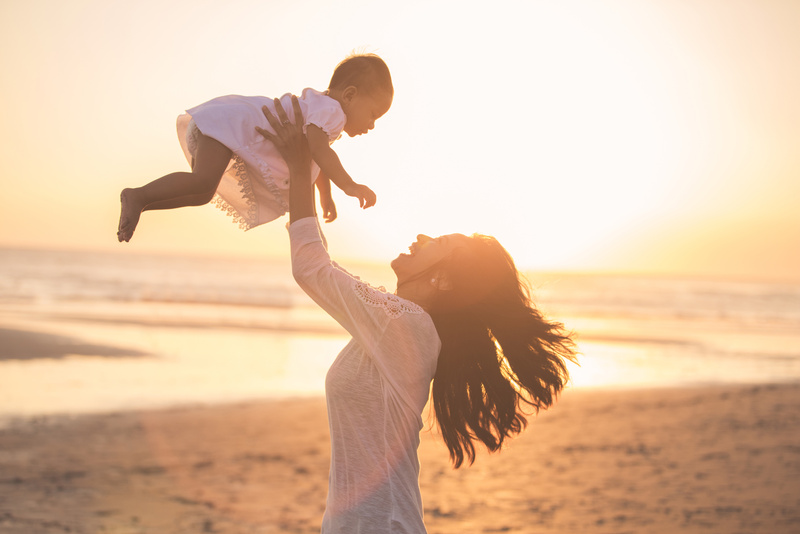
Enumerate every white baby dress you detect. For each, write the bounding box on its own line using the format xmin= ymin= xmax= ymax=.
xmin=176 ymin=88 xmax=346 ymax=230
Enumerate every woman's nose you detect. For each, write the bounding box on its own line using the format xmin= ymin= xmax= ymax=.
xmin=416 ymin=234 xmax=431 ymax=244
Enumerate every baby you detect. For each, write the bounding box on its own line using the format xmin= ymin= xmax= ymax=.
xmin=117 ymin=53 xmax=392 ymax=241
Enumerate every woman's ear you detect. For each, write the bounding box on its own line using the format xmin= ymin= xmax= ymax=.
xmin=432 ymin=271 xmax=453 ymax=291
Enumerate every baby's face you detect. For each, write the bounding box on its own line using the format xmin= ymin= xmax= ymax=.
xmin=342 ymin=90 xmax=392 ymax=137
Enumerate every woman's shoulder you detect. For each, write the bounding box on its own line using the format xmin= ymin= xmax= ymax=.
xmin=352 ymin=279 xmax=426 ymax=320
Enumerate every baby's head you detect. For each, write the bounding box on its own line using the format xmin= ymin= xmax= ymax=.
xmin=328 ymin=53 xmax=393 ymax=137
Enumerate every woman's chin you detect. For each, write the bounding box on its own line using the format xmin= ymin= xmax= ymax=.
xmin=390 ymin=255 xmax=408 ymax=274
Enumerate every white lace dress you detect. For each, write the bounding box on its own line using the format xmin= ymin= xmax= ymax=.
xmin=289 ymin=217 xmax=440 ymax=534
xmin=176 ymin=88 xmax=346 ymax=230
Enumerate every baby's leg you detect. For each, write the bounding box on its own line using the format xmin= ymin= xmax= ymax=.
xmin=138 ymin=192 xmax=218 ymax=211
xmin=117 ymin=135 xmax=231 ymax=242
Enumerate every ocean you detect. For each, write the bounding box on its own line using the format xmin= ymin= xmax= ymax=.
xmin=1 ymin=247 xmax=799 ymax=424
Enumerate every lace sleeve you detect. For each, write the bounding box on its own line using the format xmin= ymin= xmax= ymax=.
xmin=290 ymin=217 xmax=427 ymax=357
xmin=352 ymin=280 xmax=425 ymax=319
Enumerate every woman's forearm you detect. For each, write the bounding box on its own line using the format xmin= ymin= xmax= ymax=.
xmin=289 ymin=162 xmax=316 ymax=223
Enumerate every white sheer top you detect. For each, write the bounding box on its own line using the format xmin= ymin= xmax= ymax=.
xmin=289 ymin=217 xmax=440 ymax=534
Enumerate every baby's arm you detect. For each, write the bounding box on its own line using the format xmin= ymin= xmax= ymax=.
xmin=306 ymin=125 xmax=376 ymax=209
xmin=315 ymin=172 xmax=338 ymax=223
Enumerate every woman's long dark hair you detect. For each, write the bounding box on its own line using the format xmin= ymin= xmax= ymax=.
xmin=428 ymin=235 xmax=577 ymax=468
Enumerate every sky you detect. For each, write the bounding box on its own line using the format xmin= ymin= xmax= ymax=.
xmin=1 ymin=0 xmax=798 ymax=281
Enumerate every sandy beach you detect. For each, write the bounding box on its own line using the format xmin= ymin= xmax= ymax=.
xmin=2 ymin=250 xmax=800 ymax=533
xmin=1 ymin=383 xmax=798 ymax=534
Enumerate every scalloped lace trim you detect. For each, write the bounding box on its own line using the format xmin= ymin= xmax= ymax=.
xmin=353 ymin=280 xmax=424 ymax=319
xmin=245 ymin=146 xmax=290 ymax=212
xmin=213 ymin=155 xmax=258 ymax=230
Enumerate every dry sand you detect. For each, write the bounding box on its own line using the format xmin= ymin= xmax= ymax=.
xmin=1 ymin=383 xmax=799 ymax=534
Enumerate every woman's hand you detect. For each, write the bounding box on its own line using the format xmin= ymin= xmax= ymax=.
xmin=256 ymin=96 xmax=315 ymax=222
xmin=256 ymin=96 xmax=312 ymax=172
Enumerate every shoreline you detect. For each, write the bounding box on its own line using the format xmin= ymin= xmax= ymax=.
xmin=4 ymin=375 xmax=796 ymax=430
xmin=2 ymin=382 xmax=799 ymax=533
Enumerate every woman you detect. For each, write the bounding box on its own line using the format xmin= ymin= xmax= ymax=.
xmin=258 ymin=97 xmax=577 ymax=533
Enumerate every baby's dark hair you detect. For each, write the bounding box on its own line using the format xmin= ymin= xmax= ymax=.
xmin=328 ymin=53 xmax=393 ymax=98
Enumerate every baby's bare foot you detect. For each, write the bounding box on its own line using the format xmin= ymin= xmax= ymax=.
xmin=117 ymin=188 xmax=143 ymax=242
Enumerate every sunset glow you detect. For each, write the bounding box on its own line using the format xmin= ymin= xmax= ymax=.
xmin=1 ymin=0 xmax=798 ymax=281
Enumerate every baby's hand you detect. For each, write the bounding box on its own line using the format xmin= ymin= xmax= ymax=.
xmin=319 ymin=192 xmax=338 ymax=223
xmin=345 ymin=183 xmax=377 ymax=209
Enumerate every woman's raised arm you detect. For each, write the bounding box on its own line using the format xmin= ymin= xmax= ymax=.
xmin=256 ymin=96 xmax=316 ymax=223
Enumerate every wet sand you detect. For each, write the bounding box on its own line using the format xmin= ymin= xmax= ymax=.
xmin=1 ymin=383 xmax=799 ymax=533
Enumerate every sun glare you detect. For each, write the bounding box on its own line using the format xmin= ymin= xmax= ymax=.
xmin=0 ymin=0 xmax=797 ymax=280
xmin=327 ymin=1 xmax=698 ymax=271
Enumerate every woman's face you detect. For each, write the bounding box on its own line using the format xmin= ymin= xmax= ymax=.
xmin=391 ymin=233 xmax=470 ymax=282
